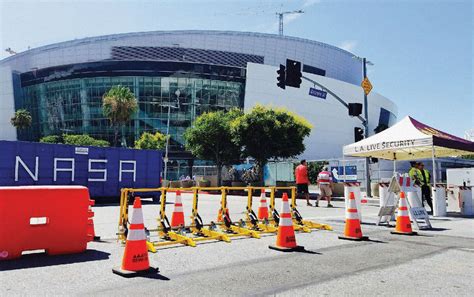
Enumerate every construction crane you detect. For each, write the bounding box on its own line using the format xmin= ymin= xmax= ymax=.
xmin=5 ymin=47 xmax=17 ymax=55
xmin=276 ymin=10 xmax=304 ymax=36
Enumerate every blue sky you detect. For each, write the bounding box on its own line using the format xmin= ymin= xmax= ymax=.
xmin=1 ymin=0 xmax=472 ymax=137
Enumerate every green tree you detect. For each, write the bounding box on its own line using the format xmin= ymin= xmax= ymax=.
xmin=184 ymin=109 xmax=243 ymax=186
xmin=62 ymin=134 xmax=109 ymax=147
xmin=232 ymin=105 xmax=312 ymax=181
xmin=40 ymin=135 xmax=62 ymax=144
xmin=10 ymin=109 xmax=32 ymax=130
xmin=102 ymin=85 xmax=138 ymax=147
xmin=134 ymin=131 xmax=167 ymax=150
xmin=304 ymin=161 xmax=328 ymax=184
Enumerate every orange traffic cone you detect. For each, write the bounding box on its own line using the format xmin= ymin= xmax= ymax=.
xmin=171 ymin=190 xmax=185 ymax=228
xmin=391 ymin=192 xmax=417 ymax=235
xmin=113 ymin=197 xmax=159 ymax=277
xmin=269 ymin=193 xmax=304 ymax=252
xmin=257 ymin=190 xmax=269 ymax=220
xmin=217 ymin=208 xmax=230 ymax=222
xmin=338 ymin=192 xmax=369 ymax=241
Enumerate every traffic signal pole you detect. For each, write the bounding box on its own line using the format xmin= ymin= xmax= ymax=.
xmin=278 ymin=59 xmax=372 ymax=196
xmin=301 ymin=74 xmax=371 ymax=196
xmin=362 ymin=58 xmax=371 ymax=198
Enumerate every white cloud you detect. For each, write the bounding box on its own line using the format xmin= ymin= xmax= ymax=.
xmin=303 ymin=0 xmax=321 ymax=8
xmin=285 ymin=12 xmax=304 ymax=24
xmin=338 ymin=40 xmax=358 ymax=52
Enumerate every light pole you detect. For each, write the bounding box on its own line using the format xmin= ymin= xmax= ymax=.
xmin=163 ymin=89 xmax=180 ymax=181
xmin=353 ymin=56 xmax=374 ymax=197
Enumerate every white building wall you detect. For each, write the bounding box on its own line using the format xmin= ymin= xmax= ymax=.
xmin=244 ymin=63 xmax=398 ymax=160
xmin=0 ymin=65 xmax=17 ymax=140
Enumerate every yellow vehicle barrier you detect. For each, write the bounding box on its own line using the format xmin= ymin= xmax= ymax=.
xmin=289 ymin=187 xmax=333 ymax=231
xmin=118 ymin=187 xmax=197 ymax=251
xmin=188 ymin=187 xmax=231 ymax=243
xmin=216 ymin=187 xmax=261 ymax=238
xmin=244 ymin=188 xmax=278 ymax=233
xmin=118 ymin=185 xmax=332 ymax=250
xmin=266 ymin=187 xmax=310 ymax=233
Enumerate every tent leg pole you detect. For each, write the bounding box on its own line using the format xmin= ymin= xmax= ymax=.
xmin=431 ymin=145 xmax=443 ymax=217
xmin=393 ymin=159 xmax=396 ymax=174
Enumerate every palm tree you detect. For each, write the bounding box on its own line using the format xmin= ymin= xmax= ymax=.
xmin=10 ymin=109 xmax=32 ymax=130
xmin=102 ymin=85 xmax=138 ymax=146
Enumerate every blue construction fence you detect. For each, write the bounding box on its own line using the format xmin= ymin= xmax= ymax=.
xmin=0 ymin=141 xmax=163 ymax=198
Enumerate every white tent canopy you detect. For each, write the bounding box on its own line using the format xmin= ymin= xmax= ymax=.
xmin=343 ymin=116 xmax=474 ymax=160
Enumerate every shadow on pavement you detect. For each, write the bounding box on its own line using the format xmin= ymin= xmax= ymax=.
xmin=141 ymin=273 xmax=171 ymax=280
xmin=420 ymin=227 xmax=450 ymax=232
xmin=294 ymin=248 xmax=322 ymax=255
xmin=360 ymin=222 xmax=378 ymax=226
xmin=0 ymin=249 xmax=110 ymax=271
xmin=366 ymin=238 xmax=388 ymax=244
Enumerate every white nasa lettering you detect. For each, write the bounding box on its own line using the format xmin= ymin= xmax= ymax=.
xmin=54 ymin=158 xmax=75 ymax=181
xmin=119 ymin=160 xmax=136 ymax=182
xmin=13 ymin=156 xmax=138 ymax=183
xmin=88 ymin=159 xmax=108 ymax=182
xmin=15 ymin=156 xmax=39 ymax=181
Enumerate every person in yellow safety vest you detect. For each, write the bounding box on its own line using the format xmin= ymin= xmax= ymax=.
xmin=418 ymin=162 xmax=433 ymax=213
xmin=408 ymin=161 xmax=422 ymax=186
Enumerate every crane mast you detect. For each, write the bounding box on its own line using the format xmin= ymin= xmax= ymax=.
xmin=276 ymin=10 xmax=304 ymax=36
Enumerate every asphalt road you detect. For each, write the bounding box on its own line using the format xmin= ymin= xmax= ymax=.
xmin=1 ymin=193 xmax=473 ymax=296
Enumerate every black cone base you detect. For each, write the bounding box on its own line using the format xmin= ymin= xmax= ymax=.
xmin=338 ymin=235 xmax=369 ymax=241
xmin=268 ymin=245 xmax=305 ymax=252
xmin=112 ymin=266 xmax=159 ymax=278
xmin=391 ymin=231 xmax=418 ymax=236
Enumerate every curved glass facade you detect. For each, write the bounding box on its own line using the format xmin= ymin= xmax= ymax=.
xmin=18 ymin=61 xmax=245 ymax=151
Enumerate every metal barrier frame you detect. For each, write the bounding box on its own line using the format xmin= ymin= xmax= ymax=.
xmin=118 ymin=186 xmax=331 ymax=248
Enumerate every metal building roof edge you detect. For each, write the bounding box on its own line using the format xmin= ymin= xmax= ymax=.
xmin=0 ymin=30 xmax=358 ymax=65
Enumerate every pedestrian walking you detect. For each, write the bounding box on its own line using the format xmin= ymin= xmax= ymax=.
xmin=419 ymin=162 xmax=433 ymax=213
xmin=295 ymin=160 xmax=312 ymax=206
xmin=316 ymin=166 xmax=333 ymax=207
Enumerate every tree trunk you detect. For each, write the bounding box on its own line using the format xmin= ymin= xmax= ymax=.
xmin=217 ymin=163 xmax=222 ymax=186
xmin=257 ymin=160 xmax=266 ymax=184
xmin=113 ymin=125 xmax=119 ymax=147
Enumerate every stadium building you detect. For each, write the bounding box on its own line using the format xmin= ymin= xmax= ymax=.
xmin=0 ymin=31 xmax=397 ymax=179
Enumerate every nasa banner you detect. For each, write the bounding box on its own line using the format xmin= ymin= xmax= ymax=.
xmin=0 ymin=141 xmax=162 ymax=198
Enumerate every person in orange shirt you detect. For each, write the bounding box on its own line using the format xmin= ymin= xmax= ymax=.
xmin=295 ymin=160 xmax=312 ymax=206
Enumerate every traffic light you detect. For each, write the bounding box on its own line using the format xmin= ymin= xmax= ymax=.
xmin=348 ymin=103 xmax=363 ymax=117
xmin=276 ymin=64 xmax=286 ymax=89
xmin=285 ymin=59 xmax=302 ymax=88
xmin=354 ymin=127 xmax=364 ymax=142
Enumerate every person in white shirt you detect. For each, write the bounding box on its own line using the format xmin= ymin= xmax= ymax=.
xmin=316 ymin=166 xmax=334 ymax=207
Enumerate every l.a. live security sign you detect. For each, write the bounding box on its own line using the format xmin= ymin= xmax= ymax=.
xmin=0 ymin=141 xmax=163 ymax=198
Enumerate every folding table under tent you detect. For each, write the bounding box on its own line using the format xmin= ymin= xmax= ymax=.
xmin=343 ymin=116 xmax=474 ymax=216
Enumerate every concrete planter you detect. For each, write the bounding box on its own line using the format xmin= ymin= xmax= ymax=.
xmin=170 ymin=181 xmax=181 ymax=188
xmin=198 ymin=180 xmax=211 ymax=187
xmin=180 ymin=180 xmax=194 ymax=188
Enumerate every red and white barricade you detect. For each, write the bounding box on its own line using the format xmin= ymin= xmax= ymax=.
xmin=432 ymin=184 xmax=447 ymax=217
xmin=447 ymin=186 xmax=472 ymax=216
xmin=378 ymin=182 xmax=390 ymax=207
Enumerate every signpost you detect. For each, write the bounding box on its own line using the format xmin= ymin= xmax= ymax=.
xmin=361 ymin=77 xmax=373 ymax=95
xmin=308 ymin=88 xmax=327 ymax=99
